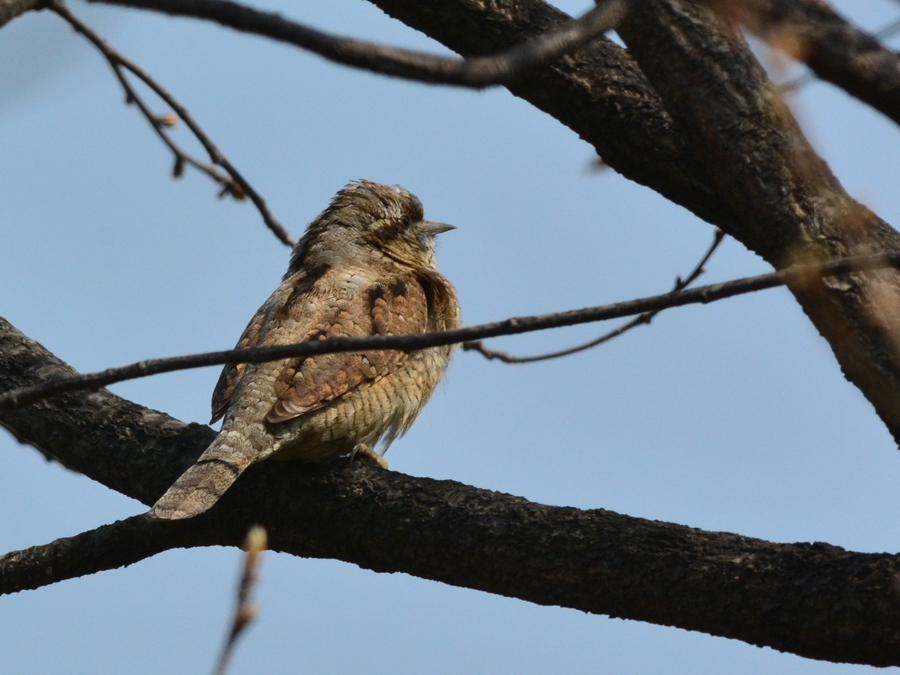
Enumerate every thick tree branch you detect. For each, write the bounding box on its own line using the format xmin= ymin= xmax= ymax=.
xmin=733 ymin=0 xmax=900 ymax=128
xmin=0 ymin=514 xmax=224 ymax=594
xmin=615 ymin=0 xmax=900 ymax=444
xmin=0 ymin=320 xmax=215 ymax=501
xmin=364 ymin=0 xmax=744 ymax=238
xmin=35 ymin=0 xmax=900 ymax=442
xmin=80 ymin=0 xmax=739 ymax=241
xmin=349 ymin=0 xmax=900 ymax=445
xmin=4 ymin=251 xmax=900 ymax=407
xmin=0 ymin=0 xmax=41 ymax=27
xmin=2 ymin=319 xmax=900 ymax=665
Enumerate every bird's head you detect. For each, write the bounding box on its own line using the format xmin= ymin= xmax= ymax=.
xmin=288 ymin=180 xmax=454 ymax=274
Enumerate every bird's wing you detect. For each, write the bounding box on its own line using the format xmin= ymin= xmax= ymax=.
xmin=210 ymin=264 xmax=334 ymax=424
xmin=266 ymin=275 xmax=429 ymax=424
xmin=210 ymin=305 xmax=267 ymax=424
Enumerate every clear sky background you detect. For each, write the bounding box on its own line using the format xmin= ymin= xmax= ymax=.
xmin=3 ymin=1 xmax=900 ymax=673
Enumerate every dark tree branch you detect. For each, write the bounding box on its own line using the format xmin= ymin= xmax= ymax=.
xmin=85 ymin=0 xmax=631 ymax=88
xmin=778 ymin=15 xmax=900 ymax=95
xmin=0 ymin=0 xmax=40 ymax=26
xmin=0 ymin=514 xmax=224 ymax=595
xmin=363 ymin=0 xmax=741 ymax=238
xmin=5 ymin=2 xmax=900 ymax=666
xmin=2 ymin=318 xmax=900 ymax=665
xmin=88 ymin=0 xmax=745 ymax=246
xmin=613 ymin=0 xmax=900 ymax=445
xmin=352 ymin=0 xmax=900 ymax=445
xmin=3 ymin=250 xmax=898 ymax=408
xmin=730 ymin=0 xmax=900 ymax=127
xmin=49 ymin=0 xmax=295 ymax=247
xmin=75 ymin=0 xmax=750 ymax=247
xmin=464 ymin=228 xmax=725 ymax=363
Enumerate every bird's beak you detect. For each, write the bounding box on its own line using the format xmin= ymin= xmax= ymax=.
xmin=419 ymin=221 xmax=456 ymax=236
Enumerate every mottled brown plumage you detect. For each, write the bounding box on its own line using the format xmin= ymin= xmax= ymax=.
xmin=149 ymin=180 xmax=460 ymax=520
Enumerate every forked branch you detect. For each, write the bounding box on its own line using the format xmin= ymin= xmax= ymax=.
xmin=464 ymin=228 xmax=726 ymax=363
xmin=49 ymin=0 xmax=295 ymax=246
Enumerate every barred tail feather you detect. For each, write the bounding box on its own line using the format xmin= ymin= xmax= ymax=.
xmin=148 ymin=430 xmax=261 ymax=520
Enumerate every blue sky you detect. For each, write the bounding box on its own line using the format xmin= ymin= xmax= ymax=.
xmin=3 ymin=1 xmax=900 ymax=673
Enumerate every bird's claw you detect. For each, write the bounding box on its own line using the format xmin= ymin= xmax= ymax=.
xmin=350 ymin=443 xmax=389 ymax=469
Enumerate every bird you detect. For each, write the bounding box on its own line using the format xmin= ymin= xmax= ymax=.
xmin=149 ymin=180 xmax=461 ymax=520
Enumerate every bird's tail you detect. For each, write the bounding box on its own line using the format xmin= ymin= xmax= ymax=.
xmin=148 ymin=428 xmax=263 ymax=520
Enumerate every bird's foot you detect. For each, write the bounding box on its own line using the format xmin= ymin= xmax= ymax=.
xmin=350 ymin=443 xmax=389 ymax=469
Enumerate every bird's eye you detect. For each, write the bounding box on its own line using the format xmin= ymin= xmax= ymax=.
xmin=401 ymin=215 xmax=411 ymax=227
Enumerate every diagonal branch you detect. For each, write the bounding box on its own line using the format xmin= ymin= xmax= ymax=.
xmin=85 ymin=0 xmax=632 ymax=87
xmin=732 ymin=0 xmax=900 ymax=127
xmin=2 ymin=250 xmax=898 ymax=408
xmin=617 ymin=0 xmax=900 ymax=445
xmin=49 ymin=0 xmax=295 ymax=247
xmin=778 ymin=15 xmax=900 ymax=95
xmin=89 ymin=0 xmax=744 ymax=242
xmin=350 ymin=0 xmax=900 ymax=448
xmin=2 ymin=319 xmax=900 ymax=666
xmin=0 ymin=514 xmax=225 ymax=595
xmin=0 ymin=0 xmax=40 ymax=26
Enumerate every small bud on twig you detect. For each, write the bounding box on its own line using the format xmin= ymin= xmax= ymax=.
xmin=155 ymin=113 xmax=178 ymax=128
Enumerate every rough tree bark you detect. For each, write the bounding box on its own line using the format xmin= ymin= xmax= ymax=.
xmin=5 ymin=0 xmax=900 ymax=668
xmin=733 ymin=0 xmax=900 ymax=127
xmin=366 ymin=0 xmax=900 ymax=445
xmin=81 ymin=1 xmax=900 ymax=440
xmin=3 ymin=318 xmax=900 ymax=666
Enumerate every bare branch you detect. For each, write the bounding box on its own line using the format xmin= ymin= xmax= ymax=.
xmin=729 ymin=0 xmax=900 ymax=127
xmin=0 ymin=0 xmax=41 ymax=27
xmin=615 ymin=0 xmax=900 ymax=446
xmin=85 ymin=0 xmax=631 ymax=88
xmin=778 ymin=15 xmax=900 ymax=94
xmin=0 ymin=514 xmax=222 ymax=595
xmin=4 ymin=318 xmax=900 ymax=665
xmin=101 ymin=0 xmax=886 ymax=446
xmin=2 ymin=250 xmax=897 ymax=408
xmin=49 ymin=0 xmax=295 ymax=247
xmin=464 ymin=228 xmax=726 ymax=363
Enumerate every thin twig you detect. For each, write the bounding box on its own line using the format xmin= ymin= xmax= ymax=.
xmin=49 ymin=0 xmax=295 ymax=247
xmin=464 ymin=228 xmax=726 ymax=363
xmin=1 ymin=251 xmax=899 ymax=408
xmin=87 ymin=0 xmax=632 ymax=87
xmin=212 ymin=526 xmax=267 ymax=675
